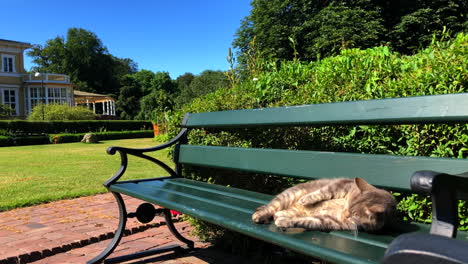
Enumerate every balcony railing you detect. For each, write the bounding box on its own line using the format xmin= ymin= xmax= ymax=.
xmin=23 ymin=73 xmax=71 ymax=83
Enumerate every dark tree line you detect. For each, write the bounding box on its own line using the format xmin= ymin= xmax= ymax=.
xmin=233 ymin=0 xmax=468 ymax=62
xmin=117 ymin=70 xmax=228 ymax=120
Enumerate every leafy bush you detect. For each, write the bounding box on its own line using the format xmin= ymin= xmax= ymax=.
xmin=0 ymin=105 xmax=15 ymax=118
xmin=153 ymin=133 xmax=171 ymax=143
xmin=166 ymin=33 xmax=468 ymax=243
xmin=28 ymin=104 xmax=96 ymax=121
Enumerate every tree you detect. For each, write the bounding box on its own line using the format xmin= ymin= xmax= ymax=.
xmin=175 ymin=70 xmax=228 ymax=107
xmin=116 ymin=70 xmax=177 ymax=120
xmin=28 ymin=28 xmax=137 ymax=95
xmin=116 ymin=75 xmax=142 ymax=120
xmin=148 ymin=72 xmax=177 ymax=95
xmin=175 ymin=73 xmax=195 ymax=95
xmin=233 ymin=0 xmax=468 ymax=62
xmin=301 ymin=5 xmax=384 ymax=59
xmin=136 ymin=89 xmax=173 ymax=121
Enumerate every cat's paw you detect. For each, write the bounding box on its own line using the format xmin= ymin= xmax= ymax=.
xmin=298 ymin=195 xmax=314 ymax=205
xmin=274 ymin=217 xmax=292 ymax=228
xmin=252 ymin=206 xmax=273 ymax=224
xmin=273 ymin=210 xmax=290 ymax=219
xmin=252 ymin=211 xmax=272 ymax=224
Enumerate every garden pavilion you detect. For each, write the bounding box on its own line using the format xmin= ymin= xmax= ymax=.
xmin=73 ymin=90 xmax=116 ymax=116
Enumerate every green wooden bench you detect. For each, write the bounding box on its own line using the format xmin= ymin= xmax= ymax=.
xmin=88 ymin=93 xmax=468 ymax=264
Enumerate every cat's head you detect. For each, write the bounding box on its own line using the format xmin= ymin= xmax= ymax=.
xmin=347 ymin=177 xmax=396 ymax=231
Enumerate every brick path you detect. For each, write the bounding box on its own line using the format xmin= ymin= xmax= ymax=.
xmin=0 ymin=194 xmax=249 ymax=264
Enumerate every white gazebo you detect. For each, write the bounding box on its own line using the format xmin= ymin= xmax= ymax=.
xmin=73 ymin=90 xmax=116 ymax=116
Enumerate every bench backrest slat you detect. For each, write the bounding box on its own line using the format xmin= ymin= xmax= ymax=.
xmin=183 ymin=93 xmax=468 ymax=128
xmin=178 ymin=145 xmax=468 ymax=191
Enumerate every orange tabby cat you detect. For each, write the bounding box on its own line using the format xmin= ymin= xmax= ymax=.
xmin=252 ymin=178 xmax=396 ymax=231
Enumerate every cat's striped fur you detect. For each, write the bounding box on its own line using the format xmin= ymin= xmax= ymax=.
xmin=252 ymin=178 xmax=396 ymax=231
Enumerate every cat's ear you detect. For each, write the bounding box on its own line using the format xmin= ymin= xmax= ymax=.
xmin=368 ymin=205 xmax=386 ymax=214
xmin=354 ymin=177 xmax=375 ymax=192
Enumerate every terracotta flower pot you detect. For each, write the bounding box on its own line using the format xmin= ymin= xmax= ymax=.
xmin=152 ymin=124 xmax=160 ymax=136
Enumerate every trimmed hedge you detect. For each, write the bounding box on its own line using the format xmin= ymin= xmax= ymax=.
xmin=0 ymin=130 xmax=152 ymax=146
xmin=0 ymin=136 xmax=9 ymax=147
xmin=15 ymin=136 xmax=50 ymax=146
xmin=50 ymin=130 xmax=153 ymax=144
xmin=0 ymin=120 xmax=152 ymax=135
xmin=0 ymin=135 xmax=50 ymax=147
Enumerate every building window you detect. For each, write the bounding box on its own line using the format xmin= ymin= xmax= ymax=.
xmin=29 ymin=87 xmax=46 ymax=111
xmin=1 ymin=55 xmax=15 ymax=72
xmin=1 ymin=88 xmax=18 ymax=115
xmin=47 ymin=87 xmax=68 ymax=104
xmin=26 ymin=87 xmax=70 ymax=114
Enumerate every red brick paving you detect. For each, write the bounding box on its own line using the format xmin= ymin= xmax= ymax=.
xmin=0 ymin=193 xmax=250 ymax=264
xmin=30 ymin=221 xmax=251 ymax=264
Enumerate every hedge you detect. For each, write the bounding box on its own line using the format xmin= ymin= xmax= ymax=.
xmin=0 ymin=130 xmax=153 ymax=146
xmin=0 ymin=136 xmax=9 ymax=147
xmin=0 ymin=135 xmax=50 ymax=147
xmin=0 ymin=120 xmax=152 ymax=135
xmin=50 ymin=130 xmax=153 ymax=144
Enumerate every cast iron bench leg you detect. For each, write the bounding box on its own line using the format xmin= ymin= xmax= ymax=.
xmin=87 ymin=192 xmax=127 ymax=264
xmin=87 ymin=193 xmax=194 ymax=263
xmin=163 ymin=208 xmax=195 ymax=248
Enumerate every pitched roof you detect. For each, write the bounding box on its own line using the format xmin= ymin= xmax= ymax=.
xmin=0 ymin=39 xmax=33 ymax=48
xmin=73 ymin=90 xmax=115 ymax=104
xmin=74 ymin=90 xmax=110 ymax=97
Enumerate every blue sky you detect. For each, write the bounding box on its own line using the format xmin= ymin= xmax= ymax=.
xmin=3 ymin=0 xmax=252 ymax=79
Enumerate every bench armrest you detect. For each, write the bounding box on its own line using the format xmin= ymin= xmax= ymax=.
xmin=107 ymin=128 xmax=188 ymax=156
xmin=382 ymin=233 xmax=468 ymax=264
xmin=104 ymin=128 xmax=188 ymax=187
xmin=411 ymin=170 xmax=468 ymax=237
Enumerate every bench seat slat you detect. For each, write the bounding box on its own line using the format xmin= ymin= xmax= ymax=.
xmin=179 ymin=145 xmax=468 ymax=191
xmin=184 ymin=93 xmax=468 ymax=128
xmin=110 ymin=178 xmax=468 ymax=263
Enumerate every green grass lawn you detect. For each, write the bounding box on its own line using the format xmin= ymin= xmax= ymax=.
xmin=0 ymin=138 xmax=173 ymax=211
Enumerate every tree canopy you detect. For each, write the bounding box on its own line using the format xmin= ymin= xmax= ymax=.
xmin=233 ymin=0 xmax=468 ymax=62
xmin=116 ymin=70 xmax=177 ymax=120
xmin=28 ymin=28 xmax=137 ymax=95
xmin=175 ymin=70 xmax=228 ymax=107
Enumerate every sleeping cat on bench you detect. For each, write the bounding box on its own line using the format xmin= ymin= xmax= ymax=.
xmin=252 ymin=178 xmax=396 ymax=232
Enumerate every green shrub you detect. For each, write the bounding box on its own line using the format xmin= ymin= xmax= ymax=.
xmin=166 ymin=33 xmax=468 ymax=244
xmin=154 ymin=133 xmax=170 ymax=143
xmin=28 ymin=104 xmax=96 ymax=121
xmin=0 ymin=105 xmax=15 ymax=118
